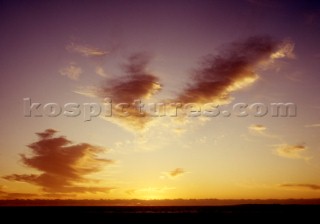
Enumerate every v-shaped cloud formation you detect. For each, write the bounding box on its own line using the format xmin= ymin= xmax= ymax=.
xmin=73 ymin=36 xmax=294 ymax=131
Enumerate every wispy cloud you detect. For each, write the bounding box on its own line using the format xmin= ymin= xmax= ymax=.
xmin=173 ymin=127 xmax=187 ymax=136
xmin=274 ymin=144 xmax=308 ymax=159
xmin=125 ymin=187 xmax=175 ymax=198
xmin=0 ymin=185 xmax=6 ymax=196
xmin=248 ymin=124 xmax=283 ymax=141
xmin=175 ymin=36 xmax=294 ymax=105
xmin=304 ymin=124 xmax=320 ymax=128
xmin=66 ymin=43 xmax=108 ymax=57
xmin=163 ymin=168 xmax=186 ymax=179
xmin=0 ymin=185 xmax=42 ymax=199
xmin=3 ymin=129 xmax=114 ymax=194
xmin=270 ymin=39 xmax=295 ymax=59
xmin=73 ymin=85 xmax=100 ymax=98
xmin=280 ymin=183 xmax=320 ymax=190
xmin=73 ymin=36 xmax=294 ymax=132
xmin=95 ymin=66 xmax=107 ymax=77
xmin=59 ymin=63 xmax=82 ymax=80
xmin=249 ymin=124 xmax=267 ymax=133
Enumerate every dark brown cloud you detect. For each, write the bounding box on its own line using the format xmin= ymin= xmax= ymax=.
xmin=0 ymin=193 xmax=40 ymax=200
xmin=176 ymin=36 xmax=292 ymax=105
xmin=281 ymin=184 xmax=320 ymax=190
xmin=3 ymin=129 xmax=114 ymax=194
xmin=75 ymin=37 xmax=293 ymax=131
xmin=99 ymin=53 xmax=162 ymax=130
xmin=100 ymin=52 xmax=161 ymax=103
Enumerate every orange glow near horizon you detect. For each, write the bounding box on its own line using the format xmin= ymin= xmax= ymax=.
xmin=1 ymin=1 xmax=320 ymax=203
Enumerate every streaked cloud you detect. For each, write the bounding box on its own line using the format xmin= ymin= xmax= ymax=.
xmin=173 ymin=127 xmax=187 ymax=136
xmin=280 ymin=183 xmax=320 ymax=190
xmin=0 ymin=192 xmax=40 ymax=200
xmin=304 ymin=124 xmax=320 ymax=128
xmin=3 ymin=129 xmax=114 ymax=194
xmin=125 ymin=187 xmax=175 ymax=198
xmin=0 ymin=185 xmax=6 ymax=196
xmin=167 ymin=168 xmax=186 ymax=178
xmin=248 ymin=124 xmax=282 ymax=140
xmin=0 ymin=185 xmax=41 ymax=199
xmin=73 ymin=85 xmax=100 ymax=98
xmin=95 ymin=66 xmax=107 ymax=77
xmin=125 ymin=189 xmax=136 ymax=196
xmin=270 ymin=39 xmax=295 ymax=59
xmin=59 ymin=62 xmax=82 ymax=80
xmin=66 ymin=43 xmax=108 ymax=57
xmin=73 ymin=37 xmax=293 ymax=132
xmin=274 ymin=144 xmax=308 ymax=159
xmin=169 ymin=168 xmax=185 ymax=177
xmin=175 ymin=36 xmax=294 ymax=105
xmin=249 ymin=124 xmax=267 ymax=132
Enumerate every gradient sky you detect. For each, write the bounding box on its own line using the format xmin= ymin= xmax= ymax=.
xmin=1 ymin=0 xmax=320 ymax=200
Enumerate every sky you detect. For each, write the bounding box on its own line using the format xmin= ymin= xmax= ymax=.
xmin=1 ymin=0 xmax=320 ymax=201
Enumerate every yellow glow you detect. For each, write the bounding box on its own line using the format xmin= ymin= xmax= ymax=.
xmin=226 ymin=74 xmax=258 ymax=92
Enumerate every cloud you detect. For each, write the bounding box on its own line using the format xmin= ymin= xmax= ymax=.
xmin=274 ymin=144 xmax=308 ymax=159
xmin=100 ymin=53 xmax=161 ymax=103
xmin=66 ymin=43 xmax=108 ymax=57
xmin=95 ymin=66 xmax=107 ymax=77
xmin=0 ymin=185 xmax=6 ymax=195
xmin=0 ymin=185 xmax=43 ymax=199
xmin=0 ymin=193 xmax=40 ymax=200
xmin=173 ymin=127 xmax=187 ymax=136
xmin=249 ymin=124 xmax=267 ymax=132
xmin=305 ymin=124 xmax=320 ymax=128
xmin=73 ymin=37 xmax=294 ymax=132
xmin=125 ymin=189 xmax=136 ymax=196
xmin=98 ymin=53 xmax=162 ymax=130
xmin=3 ymin=129 xmax=114 ymax=194
xmin=281 ymin=184 xmax=320 ymax=190
xmin=73 ymin=85 xmax=100 ymax=98
xmin=167 ymin=168 xmax=185 ymax=178
xmin=248 ymin=124 xmax=282 ymax=140
xmin=175 ymin=36 xmax=294 ymax=105
xmin=60 ymin=63 xmax=82 ymax=80
xmin=270 ymin=39 xmax=295 ymax=59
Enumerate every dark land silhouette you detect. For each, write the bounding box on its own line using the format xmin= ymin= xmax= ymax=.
xmin=1 ymin=199 xmax=319 ymax=222
xmin=1 ymin=198 xmax=320 ymax=206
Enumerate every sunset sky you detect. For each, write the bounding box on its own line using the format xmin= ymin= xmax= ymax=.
xmin=1 ymin=0 xmax=320 ymax=201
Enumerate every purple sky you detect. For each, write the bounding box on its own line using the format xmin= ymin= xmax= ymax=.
xmin=1 ymin=0 xmax=320 ymax=200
